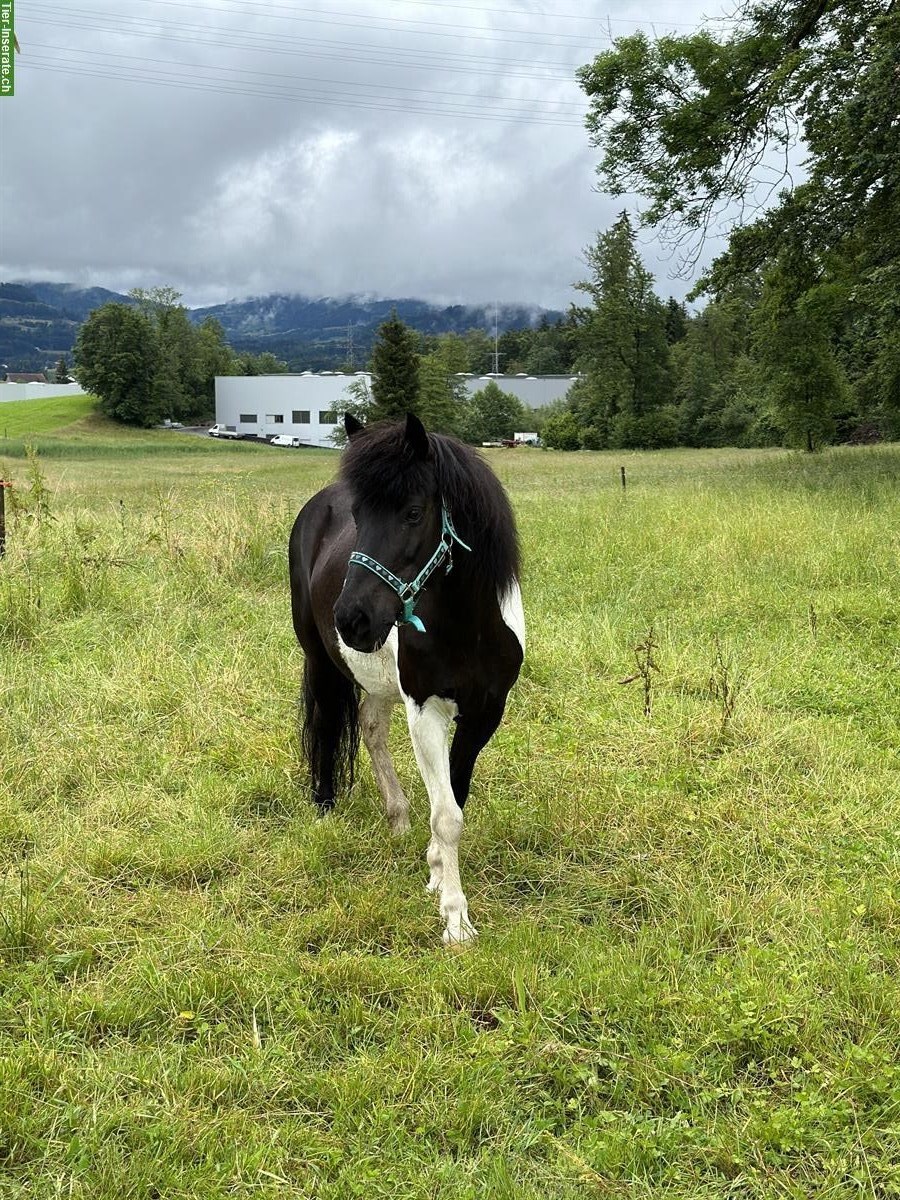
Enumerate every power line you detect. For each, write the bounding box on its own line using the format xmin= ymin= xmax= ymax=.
xmin=22 ymin=10 xmax=589 ymax=79
xmin=25 ymin=56 xmax=586 ymax=126
xmin=26 ymin=41 xmax=587 ymax=113
xmin=89 ymin=0 xmax=735 ymax=33
xmin=29 ymin=1 xmax=617 ymax=50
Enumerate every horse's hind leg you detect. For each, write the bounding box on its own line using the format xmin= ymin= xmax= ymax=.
xmin=300 ymin=648 xmax=360 ymax=814
xmin=359 ymin=695 xmax=409 ymax=835
xmin=405 ymin=696 xmax=475 ymax=945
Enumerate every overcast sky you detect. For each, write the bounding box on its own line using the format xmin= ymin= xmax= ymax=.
xmin=0 ymin=0 xmax=733 ymax=310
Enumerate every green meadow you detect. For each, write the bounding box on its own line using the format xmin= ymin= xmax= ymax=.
xmin=0 ymin=394 xmax=96 ymax=439
xmin=1 ymin=396 xmax=898 ymax=1197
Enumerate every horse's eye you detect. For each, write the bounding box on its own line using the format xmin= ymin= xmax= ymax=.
xmin=405 ymin=506 xmax=423 ymax=525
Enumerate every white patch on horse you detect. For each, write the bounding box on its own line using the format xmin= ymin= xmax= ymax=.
xmin=404 ymin=694 xmax=476 ymax=946
xmin=336 ymin=625 xmax=402 ymax=699
xmin=499 ymin=580 xmax=525 ymax=652
xmin=336 ymin=628 xmax=409 ymax=832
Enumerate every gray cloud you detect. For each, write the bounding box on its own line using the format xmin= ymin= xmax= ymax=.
xmin=0 ymin=0 xmax=729 ymax=309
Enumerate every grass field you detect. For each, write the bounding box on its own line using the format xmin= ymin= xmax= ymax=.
xmin=1 ymin=401 xmax=899 ymax=1197
xmin=0 ymin=395 xmax=96 ymax=439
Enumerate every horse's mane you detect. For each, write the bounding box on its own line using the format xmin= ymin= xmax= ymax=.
xmin=340 ymin=421 xmax=520 ymax=599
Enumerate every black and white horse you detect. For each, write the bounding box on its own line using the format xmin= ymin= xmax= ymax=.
xmin=288 ymin=413 xmax=524 ymax=944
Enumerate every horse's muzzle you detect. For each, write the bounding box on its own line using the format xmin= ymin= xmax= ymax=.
xmin=334 ymin=599 xmax=390 ymax=654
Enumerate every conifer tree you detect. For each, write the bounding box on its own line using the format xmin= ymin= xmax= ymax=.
xmin=369 ymin=311 xmax=421 ymax=421
xmin=569 ymin=213 xmax=674 ymax=448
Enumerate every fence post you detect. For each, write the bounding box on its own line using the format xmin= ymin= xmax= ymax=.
xmin=620 ymin=466 xmax=626 ymax=492
xmin=0 ymin=481 xmax=9 ymax=558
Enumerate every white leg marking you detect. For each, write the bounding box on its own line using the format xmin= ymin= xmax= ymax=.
xmin=359 ymin=694 xmax=409 ymax=834
xmin=500 ymin=580 xmax=526 ymax=652
xmin=425 ymin=839 xmax=444 ymax=895
xmin=405 ymin=695 xmax=476 ymax=945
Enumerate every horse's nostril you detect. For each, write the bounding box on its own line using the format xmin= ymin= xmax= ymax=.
xmin=335 ymin=602 xmax=372 ymax=646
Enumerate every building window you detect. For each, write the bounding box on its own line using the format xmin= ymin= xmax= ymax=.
xmin=239 ymin=413 xmax=257 ymax=423
xmin=266 ymin=413 xmax=285 ymax=424
xmin=320 ymin=410 xmax=338 ymax=425
xmin=292 ymin=410 xmax=310 ymax=424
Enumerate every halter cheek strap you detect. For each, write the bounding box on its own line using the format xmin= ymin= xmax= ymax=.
xmin=347 ymin=504 xmax=471 ymax=634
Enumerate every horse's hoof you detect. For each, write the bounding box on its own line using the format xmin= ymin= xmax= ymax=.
xmin=443 ymin=922 xmax=477 ymax=950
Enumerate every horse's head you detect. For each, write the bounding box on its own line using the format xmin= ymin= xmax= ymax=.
xmin=334 ymin=413 xmax=443 ymax=653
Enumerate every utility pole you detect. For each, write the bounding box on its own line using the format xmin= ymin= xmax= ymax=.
xmin=346 ymin=322 xmax=354 ymax=369
xmin=492 ymin=302 xmax=501 ymax=374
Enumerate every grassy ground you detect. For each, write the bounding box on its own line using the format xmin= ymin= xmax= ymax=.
xmin=0 ymin=395 xmax=96 ymax=440
xmin=1 ymin=409 xmax=898 ymax=1198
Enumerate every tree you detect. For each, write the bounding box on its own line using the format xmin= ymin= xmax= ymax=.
xmin=671 ymin=284 xmax=762 ymax=446
xmin=578 ymin=2 xmax=896 ymax=281
xmin=252 ymin=352 xmax=289 ymax=375
xmin=753 ymin=261 xmax=847 ymax=450
xmin=418 ymin=351 xmax=466 ymax=435
xmin=577 ymin=1 xmax=899 ymax=441
xmin=664 ymin=299 xmax=689 ymax=345
xmin=153 ymin=304 xmax=193 ymax=421
xmin=54 ymin=356 xmax=70 ymax=384
xmin=540 ymin=407 xmax=581 ymax=450
xmin=568 ymin=213 xmax=674 ymax=448
xmin=193 ymin=317 xmax=236 ymax=408
xmin=461 ymin=329 xmax=495 ymax=375
xmin=128 ymin=286 xmax=184 ymax=320
xmin=369 ymin=311 xmax=421 ymax=420
xmin=458 ymin=381 xmax=525 ymax=445
xmin=74 ymin=304 xmax=159 ymax=425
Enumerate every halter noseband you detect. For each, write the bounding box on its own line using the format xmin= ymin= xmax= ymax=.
xmin=347 ymin=504 xmax=471 ymax=634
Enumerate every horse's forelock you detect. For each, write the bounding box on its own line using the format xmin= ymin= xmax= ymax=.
xmin=340 ymin=421 xmax=433 ymax=508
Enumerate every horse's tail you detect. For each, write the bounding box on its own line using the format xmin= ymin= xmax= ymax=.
xmin=300 ymin=654 xmax=360 ymax=813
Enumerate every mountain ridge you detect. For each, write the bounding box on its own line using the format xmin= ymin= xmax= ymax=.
xmin=1 ymin=282 xmax=563 ymax=372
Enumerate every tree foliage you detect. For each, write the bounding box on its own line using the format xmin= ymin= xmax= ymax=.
xmin=74 ymin=291 xmax=286 ymax=426
xmin=579 ymin=1 xmax=895 ymax=275
xmin=74 ymin=305 xmax=159 ymax=425
xmin=577 ymin=0 xmax=899 ymax=445
xmin=458 ymin=381 xmax=525 ymax=444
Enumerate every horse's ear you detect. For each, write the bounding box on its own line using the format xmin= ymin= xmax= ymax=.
xmin=405 ymin=412 xmax=429 ymax=460
xmin=344 ymin=413 xmax=365 ymax=440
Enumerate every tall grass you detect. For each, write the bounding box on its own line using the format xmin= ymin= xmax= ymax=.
xmin=0 ymin=432 xmax=898 ymax=1197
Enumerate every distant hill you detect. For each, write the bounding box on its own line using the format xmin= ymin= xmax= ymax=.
xmin=0 ymin=282 xmax=562 ymax=372
xmin=191 ymin=294 xmax=561 ymax=371
xmin=0 ymin=282 xmax=135 ymax=371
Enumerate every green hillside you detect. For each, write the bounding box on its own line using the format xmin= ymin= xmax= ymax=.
xmin=0 ymin=393 xmax=96 ymax=438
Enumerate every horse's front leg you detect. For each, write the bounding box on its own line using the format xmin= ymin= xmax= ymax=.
xmin=405 ymin=695 xmax=475 ymax=945
xmin=359 ymin=694 xmax=409 ymax=834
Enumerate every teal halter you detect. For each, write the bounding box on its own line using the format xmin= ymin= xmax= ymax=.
xmin=348 ymin=504 xmax=471 ymax=634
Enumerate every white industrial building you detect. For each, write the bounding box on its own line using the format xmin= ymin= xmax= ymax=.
xmin=214 ymin=372 xmax=577 ymax=448
xmin=0 ymin=382 xmax=86 ymax=403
